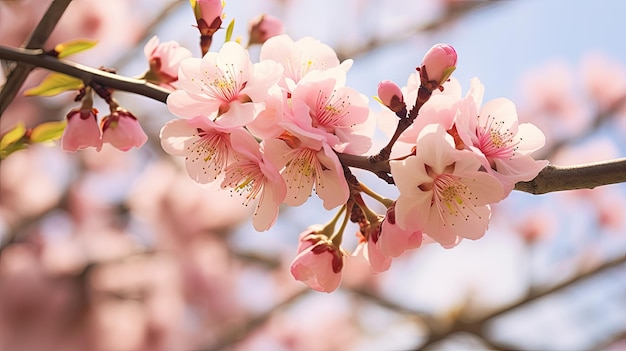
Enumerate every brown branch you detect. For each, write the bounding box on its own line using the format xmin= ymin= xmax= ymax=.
xmin=0 ymin=0 xmax=73 ymax=115
xmin=420 ymin=253 xmax=626 ymax=349
xmin=0 ymin=46 xmax=170 ymax=104
xmin=514 ymin=158 xmax=626 ymax=194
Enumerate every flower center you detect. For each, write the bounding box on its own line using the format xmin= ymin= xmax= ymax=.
xmin=432 ymin=173 xmax=481 ymax=226
xmin=224 ymin=160 xmax=264 ymax=206
xmin=476 ymin=114 xmax=519 ymax=159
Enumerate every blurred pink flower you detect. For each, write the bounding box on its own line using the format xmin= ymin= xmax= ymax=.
xmin=101 ymin=108 xmax=147 ymax=151
xmin=167 ymin=41 xmax=282 ymax=128
xmin=221 ymin=131 xmax=286 ymax=231
xmin=290 ymin=236 xmax=344 ymax=292
xmin=143 ymin=36 xmax=192 ymax=88
xmin=390 ymin=124 xmax=504 ymax=248
xmin=61 ymin=108 xmax=102 ymax=152
xmin=248 ymin=14 xmax=284 ymax=46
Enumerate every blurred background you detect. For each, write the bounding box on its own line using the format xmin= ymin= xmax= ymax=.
xmin=1 ymin=0 xmax=626 ymax=350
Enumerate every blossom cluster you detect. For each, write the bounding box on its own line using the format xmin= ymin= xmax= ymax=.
xmin=158 ymin=36 xmax=548 ymax=292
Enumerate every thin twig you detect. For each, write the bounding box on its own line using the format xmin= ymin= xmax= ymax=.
xmin=0 ymin=46 xmax=170 ymax=103
xmin=0 ymin=0 xmax=73 ymax=116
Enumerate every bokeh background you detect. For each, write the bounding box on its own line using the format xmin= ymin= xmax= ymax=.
xmin=1 ymin=0 xmax=626 ymax=350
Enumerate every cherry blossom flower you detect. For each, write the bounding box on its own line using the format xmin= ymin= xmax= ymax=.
xmin=377 ymin=202 xmax=423 ymax=257
xmin=287 ymin=71 xmax=373 ymax=155
xmin=263 ymin=131 xmax=349 ymax=210
xmin=61 ymin=108 xmax=102 ymax=152
xmin=143 ymin=36 xmax=192 ymax=88
xmin=101 ymin=108 xmax=148 ymax=151
xmin=290 ymin=235 xmax=344 ymax=293
xmin=221 ymin=130 xmax=286 ymax=231
xmin=390 ymin=124 xmax=505 ymax=248
xmin=167 ymin=41 xmax=283 ymax=128
xmin=455 ymin=81 xmax=549 ymax=194
xmin=248 ymin=14 xmax=284 ymax=46
xmin=259 ymin=34 xmax=352 ymax=91
xmin=160 ymin=116 xmax=246 ymax=188
xmin=191 ymin=0 xmax=224 ymax=33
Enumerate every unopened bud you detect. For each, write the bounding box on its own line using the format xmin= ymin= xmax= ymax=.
xmin=421 ymin=44 xmax=457 ymax=86
xmin=377 ymin=80 xmax=406 ymax=114
xmin=248 ymin=14 xmax=284 ymax=46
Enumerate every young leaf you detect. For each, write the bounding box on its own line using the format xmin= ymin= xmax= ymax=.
xmin=225 ymin=18 xmax=235 ymax=42
xmin=54 ymin=39 xmax=98 ymax=58
xmin=0 ymin=122 xmax=26 ymax=149
xmin=24 ymin=73 xmax=83 ymax=97
xmin=30 ymin=120 xmax=67 ymax=143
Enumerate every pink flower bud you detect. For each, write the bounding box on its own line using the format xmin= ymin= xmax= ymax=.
xmin=421 ymin=43 xmax=457 ymax=85
xmin=193 ymin=0 xmax=224 ymax=35
xmin=101 ymin=108 xmax=148 ymax=151
xmin=61 ymin=108 xmax=102 ymax=152
xmin=290 ymin=238 xmax=343 ymax=293
xmin=143 ymin=36 xmax=192 ymax=87
xmin=248 ymin=14 xmax=284 ymax=46
xmin=377 ymin=80 xmax=406 ymax=113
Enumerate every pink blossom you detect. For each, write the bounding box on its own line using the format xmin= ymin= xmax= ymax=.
xmin=390 ymin=124 xmax=505 ymax=248
xmin=290 ymin=237 xmax=344 ymax=293
xmin=101 ymin=108 xmax=147 ymax=151
xmin=248 ymin=14 xmax=284 ymax=46
xmin=167 ymin=41 xmax=282 ymax=128
xmin=263 ymin=132 xmax=349 ymax=210
xmin=160 ymin=116 xmax=244 ymax=187
xmin=221 ymin=130 xmax=286 ymax=231
xmin=61 ymin=108 xmax=102 ymax=152
xmin=364 ymin=224 xmax=392 ymax=273
xmin=377 ymin=202 xmax=423 ymax=257
xmin=259 ymin=34 xmax=352 ymax=91
xmin=143 ymin=36 xmax=192 ymax=87
xmin=287 ymin=72 xmax=373 ymax=154
xmin=455 ymin=85 xmax=549 ymax=194
xmin=421 ymin=43 xmax=457 ymax=85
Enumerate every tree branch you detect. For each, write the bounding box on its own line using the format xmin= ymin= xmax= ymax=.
xmin=514 ymin=158 xmax=626 ymax=194
xmin=0 ymin=46 xmax=170 ymax=104
xmin=0 ymin=0 xmax=73 ymax=115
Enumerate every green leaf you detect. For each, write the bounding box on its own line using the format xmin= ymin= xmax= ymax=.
xmin=54 ymin=39 xmax=98 ymax=58
xmin=30 ymin=120 xmax=67 ymax=143
xmin=224 ymin=18 xmax=235 ymax=42
xmin=24 ymin=73 xmax=83 ymax=97
xmin=0 ymin=122 xmax=26 ymax=149
xmin=189 ymin=0 xmax=201 ymax=20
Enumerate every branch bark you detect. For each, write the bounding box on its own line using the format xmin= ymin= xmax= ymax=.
xmin=0 ymin=46 xmax=170 ymax=105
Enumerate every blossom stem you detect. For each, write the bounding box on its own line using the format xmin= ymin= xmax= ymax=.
xmin=330 ymin=203 xmax=350 ymax=247
xmin=359 ymin=182 xmax=394 ymax=208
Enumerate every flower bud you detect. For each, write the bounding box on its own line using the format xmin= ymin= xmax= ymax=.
xmin=421 ymin=43 xmax=457 ymax=86
xmin=377 ymin=80 xmax=406 ymax=114
xmin=143 ymin=36 xmax=192 ymax=88
xmin=290 ymin=237 xmax=344 ymax=293
xmin=61 ymin=108 xmax=102 ymax=152
xmin=248 ymin=14 xmax=284 ymax=46
xmin=101 ymin=108 xmax=148 ymax=151
xmin=192 ymin=0 xmax=224 ymax=34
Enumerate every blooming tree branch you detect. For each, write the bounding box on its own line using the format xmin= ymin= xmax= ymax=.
xmin=1 ymin=44 xmax=625 ymax=197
